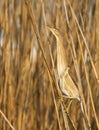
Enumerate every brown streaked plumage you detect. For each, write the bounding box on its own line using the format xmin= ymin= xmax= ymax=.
xmin=47 ymin=27 xmax=80 ymax=101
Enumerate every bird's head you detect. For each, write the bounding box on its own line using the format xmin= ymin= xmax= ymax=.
xmin=47 ymin=26 xmax=60 ymax=40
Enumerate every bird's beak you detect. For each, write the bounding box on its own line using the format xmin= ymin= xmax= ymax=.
xmin=46 ymin=26 xmax=54 ymax=33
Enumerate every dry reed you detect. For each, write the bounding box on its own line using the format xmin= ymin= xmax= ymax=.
xmin=0 ymin=0 xmax=99 ymax=130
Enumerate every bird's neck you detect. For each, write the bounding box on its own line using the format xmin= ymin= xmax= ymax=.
xmin=57 ymin=39 xmax=67 ymax=77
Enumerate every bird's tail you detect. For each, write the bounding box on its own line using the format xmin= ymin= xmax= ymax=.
xmin=79 ymin=100 xmax=88 ymax=130
xmin=80 ymin=100 xmax=84 ymax=118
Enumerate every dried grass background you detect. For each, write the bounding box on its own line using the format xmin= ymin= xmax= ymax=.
xmin=0 ymin=0 xmax=99 ymax=130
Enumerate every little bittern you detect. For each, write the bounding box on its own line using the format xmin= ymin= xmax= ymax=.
xmin=47 ymin=27 xmax=80 ymax=101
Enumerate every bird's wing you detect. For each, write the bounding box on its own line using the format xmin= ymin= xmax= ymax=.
xmin=63 ymin=74 xmax=80 ymax=100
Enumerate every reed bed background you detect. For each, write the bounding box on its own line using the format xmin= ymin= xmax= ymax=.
xmin=0 ymin=0 xmax=99 ymax=130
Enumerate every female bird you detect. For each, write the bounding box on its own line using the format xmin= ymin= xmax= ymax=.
xmin=47 ymin=27 xmax=80 ymax=101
